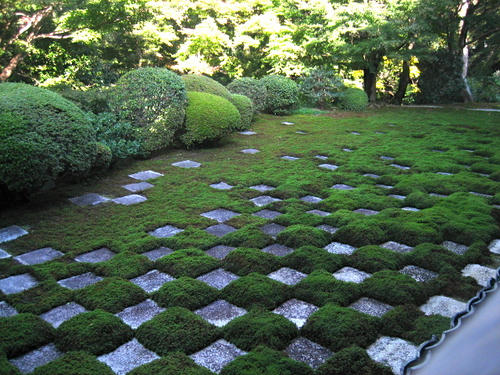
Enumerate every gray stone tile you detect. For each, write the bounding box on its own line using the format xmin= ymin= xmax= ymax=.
xmin=351 ymin=131 xmax=360 ymax=135
xmin=315 ymin=155 xmax=328 ymax=160
xmin=343 ymin=148 xmax=353 ymax=152
xmin=478 ymin=173 xmax=490 ymax=177
xmin=149 ymin=225 xmax=184 ymax=238
xmin=286 ymin=337 xmax=333 ymax=369
xmin=112 ymin=194 xmax=147 ymax=205
xmin=268 ymin=267 xmax=307 ymax=286
xmin=0 ymin=225 xmax=28 ymax=243
xmin=40 ymin=302 xmax=86 ymax=328
xmin=429 ymin=192 xmax=448 ymax=198
xmin=307 ymin=209 xmax=331 ymax=217
xmin=131 ymin=270 xmax=175 ymax=293
xmin=488 ymin=239 xmax=500 ymax=254
xmin=241 ymin=149 xmax=260 ymax=154
xmin=319 ymin=164 xmax=338 ymax=170
xmin=142 ymin=247 xmax=173 ymax=261
xmin=391 ymin=163 xmax=411 ymax=170
xmin=122 ymin=182 xmax=154 ymax=193
xmin=261 ymin=223 xmax=286 ymax=238
xmin=400 ymin=265 xmax=438 ymax=282
xmin=129 ymin=170 xmax=163 ymax=180
xmin=195 ymin=300 xmax=247 ymax=327
xmin=197 ymin=268 xmax=239 ymax=290
xmin=250 ymin=195 xmax=282 ymax=207
xmin=282 ymin=121 xmax=295 ymax=125
xmin=375 ymin=131 xmax=386 ymax=134
xmin=296 ymin=131 xmax=307 ymax=134
xmin=205 ymin=224 xmax=237 ymax=238
xmin=316 ymin=224 xmax=338 ymax=234
xmin=262 ymin=244 xmax=294 ymax=257
xmin=69 ymin=193 xmax=110 ymax=207
xmin=281 ymin=155 xmax=300 ymax=161
xmin=401 ymin=206 xmax=420 ymax=212
xmin=432 ymin=149 xmax=445 ymax=153
xmin=57 ymin=272 xmax=103 ymax=290
xmin=249 ymin=184 xmax=275 ymax=192
xmin=363 ymin=173 xmax=380 ymax=178
xmin=367 ymin=336 xmax=418 ymax=375
xmin=442 ymin=241 xmax=468 ymax=255
xmin=75 ymin=248 xmax=115 ymax=263
xmin=239 ymin=131 xmax=257 ymax=135
xmin=332 ymin=184 xmax=354 ymax=190
xmin=324 ymin=242 xmax=357 ymax=255
xmin=201 ymin=209 xmax=240 ymax=223
xmin=0 ymin=248 xmax=11 ymax=259
xmin=436 ymin=172 xmax=454 ymax=176
xmin=380 ymin=155 xmax=395 ymax=161
xmin=116 ymin=299 xmax=165 ymax=329
xmin=9 ymin=343 xmax=61 ymax=374
xmin=206 ymin=245 xmax=236 ymax=260
xmin=0 ymin=273 xmax=38 ymax=295
xmin=469 ymin=191 xmax=493 ymax=198
xmin=376 ymin=184 xmax=393 ymax=189
xmin=171 ymin=160 xmax=201 ymax=168
xmin=353 ymin=208 xmax=379 ymax=216
xmin=253 ymin=209 xmax=282 ymax=219
xmin=273 ymin=299 xmax=318 ymax=328
xmin=98 ymin=339 xmax=159 ymax=375
xmin=350 ymin=297 xmax=393 ymax=317
xmin=461 ymin=264 xmax=497 ymax=287
xmin=333 ymin=267 xmax=371 ymax=283
xmin=0 ymin=301 xmax=18 ymax=317
xmin=389 ymin=194 xmax=406 ymax=200
xmin=190 ymin=339 xmax=246 ymax=374
xmin=300 ymin=195 xmax=323 ymax=203
xmin=420 ymin=295 xmax=466 ymax=318
xmin=381 ymin=241 xmax=414 ymax=253
xmin=14 ymin=247 xmax=63 ymax=265
xmin=210 ymin=182 xmax=234 ymax=190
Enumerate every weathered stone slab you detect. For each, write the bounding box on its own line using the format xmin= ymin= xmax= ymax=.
xmin=363 ymin=173 xmax=380 ymax=178
xmin=197 ymin=268 xmax=239 ymax=290
xmin=350 ymin=297 xmax=393 ymax=317
xmin=149 ymin=225 xmax=184 ymax=238
xmin=98 ymin=339 xmax=159 ymax=375
xmin=40 ymin=302 xmax=86 ymax=328
xmin=488 ymin=239 xmax=500 ymax=254
xmin=381 ymin=241 xmax=414 ymax=253
xmin=273 ymin=299 xmax=318 ymax=328
xmin=343 ymin=148 xmax=353 ymax=152
xmin=129 ymin=170 xmax=163 ymax=180
xmin=116 ymin=299 xmax=165 ymax=329
xmin=0 ymin=273 xmax=38 ymax=295
xmin=253 ymin=209 xmax=282 ymax=219
xmin=307 ymin=209 xmax=331 ymax=217
xmin=315 ymin=155 xmax=328 ymax=160
xmin=353 ymin=208 xmax=379 ymax=215
xmin=429 ymin=192 xmax=448 ymax=198
xmin=195 ymin=300 xmax=247 ymax=327
xmin=239 ymin=131 xmax=257 ymax=135
xmin=69 ymin=193 xmax=110 ymax=207
xmin=461 ymin=264 xmax=497 ymax=287
xmin=333 ymin=267 xmax=371 ymax=284
xmin=210 ymin=182 xmax=234 ymax=190
xmin=205 ymin=224 xmax=236 ymax=238
xmin=367 ymin=336 xmax=418 ymax=375
xmin=14 ymin=247 xmax=63 ymax=265
xmin=122 ymin=182 xmax=154 ymax=193
xmin=0 ymin=225 xmax=28 ymax=243
xmin=281 ymin=155 xmax=300 ymax=161
xmin=171 ymin=160 xmax=201 ymax=168
xmin=262 ymin=244 xmax=294 ymax=257
xmin=296 ymin=131 xmax=307 ymax=134
xmin=190 ymin=339 xmax=246 ymax=374
xmin=469 ymin=191 xmax=493 ymax=198
xmin=285 ymin=337 xmax=333 ymax=369
xmin=260 ymin=223 xmax=286 ymax=238
xmin=375 ymin=131 xmax=386 ymax=134
xmin=142 ymin=247 xmax=173 ymax=261
xmin=0 ymin=301 xmax=18 ymax=317
xmin=380 ymin=155 xmax=395 ymax=161
xmin=75 ymin=248 xmax=115 ymax=263
xmin=389 ymin=194 xmax=406 ymax=200
xmin=442 ymin=241 xmax=468 ymax=255
xmin=300 ymin=195 xmax=323 ymax=203
xmin=131 ymin=269 xmax=175 ymax=293
xmin=0 ymin=248 xmax=11 ymax=259
xmin=351 ymin=131 xmax=360 ymax=135
xmin=324 ymin=242 xmax=356 ymax=255
xmin=250 ymin=195 xmax=281 ymax=207
xmin=332 ymin=184 xmax=354 ymax=190
xmin=401 ymin=206 xmax=420 ymax=212
xmin=282 ymin=121 xmax=295 ymax=125
xmin=9 ymin=344 xmax=62 ymax=374
xmin=206 ymin=245 xmax=236 ymax=260
xmin=201 ymin=209 xmax=240 ymax=223
xmin=319 ymin=164 xmax=338 ymax=170
xmin=268 ymin=267 xmax=307 ymax=286
xmin=436 ymin=172 xmax=454 ymax=176
xmin=376 ymin=184 xmax=393 ymax=189
xmin=316 ymin=224 xmax=338 ymax=234
xmin=112 ymin=194 xmax=147 ymax=205
xmin=249 ymin=184 xmax=275 ymax=192
xmin=400 ymin=265 xmax=438 ymax=282
xmin=420 ymin=295 xmax=467 ymax=317
xmin=391 ymin=163 xmax=411 ymax=170
xmin=241 ymin=149 xmax=260 ymax=154
xmin=57 ymin=272 xmax=103 ymax=290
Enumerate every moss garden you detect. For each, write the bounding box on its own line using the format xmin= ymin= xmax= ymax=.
xmin=0 ymin=102 xmax=499 ymax=375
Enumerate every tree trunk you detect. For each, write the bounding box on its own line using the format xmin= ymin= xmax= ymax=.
xmin=393 ymin=60 xmax=410 ymax=105
xmin=363 ymin=68 xmax=377 ymax=103
xmin=0 ymin=53 xmax=24 ymax=82
xmin=458 ymin=0 xmax=475 ymax=102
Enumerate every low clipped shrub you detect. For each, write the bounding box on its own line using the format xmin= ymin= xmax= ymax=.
xmin=277 ymin=225 xmax=330 ymax=248
xmin=316 ymin=345 xmax=392 ymax=375
xmin=0 ymin=83 xmax=97 ymax=197
xmin=182 ymin=75 xmax=233 ymax=101
xmin=350 ymin=246 xmax=403 ymax=273
xmin=222 ymin=248 xmax=280 ymax=276
xmin=58 ymin=87 xmax=110 ymax=113
xmin=282 ymin=246 xmax=344 ymax=274
xmin=55 ymin=310 xmax=133 ymax=355
xmin=136 ymin=307 xmax=218 ymax=355
xmin=109 ymin=68 xmax=187 ymax=155
xmin=128 ymin=352 xmax=212 ymax=375
xmin=93 ymin=142 xmax=112 ymax=170
xmin=153 ymin=277 xmax=219 ymax=310
xmin=95 ymin=251 xmax=151 ymax=279
xmin=299 ymin=69 xmax=345 ymax=108
xmin=260 ymin=75 xmax=299 ymax=115
xmin=180 ymin=92 xmax=241 ymax=147
xmin=32 ymin=351 xmax=115 ymax=375
xmin=363 ymin=270 xmax=425 ymax=305
xmin=227 ymin=77 xmax=267 ymax=112
xmin=156 ymin=248 xmax=219 ymax=278
xmin=229 ymin=94 xmax=254 ymax=130
xmin=338 ymin=88 xmax=368 ymax=111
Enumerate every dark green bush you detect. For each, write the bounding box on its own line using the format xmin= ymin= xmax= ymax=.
xmin=92 ymin=142 xmax=112 ymax=170
xmin=182 ymin=75 xmax=233 ymax=101
xmin=153 ymin=277 xmax=218 ymax=310
xmin=32 ymin=351 xmax=115 ymax=375
xmin=227 ymin=77 xmax=267 ymax=112
xmin=317 ymin=345 xmax=392 ymax=375
xmin=260 ymin=75 xmax=299 ymax=115
xmin=299 ymin=69 xmax=345 ymax=108
xmin=135 ymin=307 xmax=218 ymax=355
xmin=55 ymin=310 xmax=133 ymax=355
xmin=223 ymin=248 xmax=280 ymax=276
xmin=276 ymin=225 xmax=329 ymax=248
xmin=57 ymin=87 xmax=110 ymax=113
xmin=156 ymin=248 xmax=219 ymax=278
xmin=282 ymin=246 xmax=344 ymax=273
xmin=95 ymin=251 xmax=151 ymax=279
xmin=181 ymin=92 xmax=241 ymax=147
xmin=338 ymin=88 xmax=368 ymax=111
xmin=229 ymin=94 xmax=254 ymax=130
xmin=350 ymin=246 xmax=403 ymax=273
xmin=128 ymin=352 xmax=212 ymax=375
xmin=109 ymin=68 xmax=187 ymax=155
xmin=363 ymin=270 xmax=425 ymax=305
xmin=0 ymin=83 xmax=97 ymax=196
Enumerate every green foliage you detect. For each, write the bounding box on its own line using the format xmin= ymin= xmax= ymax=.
xmin=109 ymin=68 xmax=187 ymax=155
xmin=156 ymin=248 xmax=219 ymax=278
xmin=135 ymin=307 xmax=218 ymax=355
xmin=128 ymin=352 xmax=212 ymax=375
xmin=407 ymin=314 xmax=450 ymax=343
xmin=469 ymin=74 xmax=500 ymax=103
xmin=153 ymin=277 xmax=218 ymax=310
xmin=93 ymin=142 xmax=112 ymax=170
xmin=0 ymin=352 xmax=19 ymax=375
xmin=333 ymin=222 xmax=386 ymax=247
xmin=363 ymin=270 xmax=425 ymax=305
xmin=57 ymin=87 xmax=110 ymax=114
xmin=317 ymin=346 xmax=392 ymax=375
xmin=0 ymin=83 xmax=96 ymax=196
xmin=299 ymin=69 xmax=345 ymax=108
xmin=227 ymin=78 xmax=267 ymax=112
xmin=276 ymin=225 xmax=329 ymax=248
xmin=282 ymin=246 xmax=344 ymax=274
xmin=229 ymin=94 xmax=254 ymax=130
xmin=260 ymin=76 xmax=299 ymax=115
xmin=222 ymin=225 xmax=273 ymax=249
xmin=338 ymin=88 xmax=368 ymax=111
xmin=55 ymin=310 xmax=133 ymax=355
xmin=223 ymin=248 xmax=280 ymax=276
xmin=350 ymin=246 xmax=403 ymax=273
xmin=181 ymin=92 xmax=241 ymax=147
xmin=95 ymin=251 xmax=151 ymax=279
xmin=32 ymin=351 xmax=115 ymax=375
xmin=182 ymin=75 xmax=233 ymax=101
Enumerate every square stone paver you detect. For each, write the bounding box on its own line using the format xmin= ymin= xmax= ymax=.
xmin=273 ymin=299 xmax=319 ymax=328
xmin=281 ymin=155 xmax=300 ymax=161
xmin=241 ymin=149 xmax=260 ymax=154
xmin=350 ymin=297 xmax=393 ymax=317
xmin=0 ymin=248 xmax=11 ymax=259
xmin=315 ymin=155 xmax=328 ymax=160
xmin=205 ymin=224 xmax=236 ymax=238
xmin=239 ymin=131 xmax=257 ymax=135
xmin=210 ymin=182 xmax=234 ymax=190
xmin=376 ymin=184 xmax=393 ymax=189
xmin=333 ymin=267 xmax=371 ymax=283
xmin=354 ymin=208 xmax=379 ymax=216
xmin=351 ymin=131 xmax=360 ymax=135
xmin=380 ymin=156 xmax=395 ymax=161
xmin=319 ymin=164 xmax=339 ymax=170
xmin=400 ymin=265 xmax=438 ymax=282
xmin=0 ymin=225 xmax=28 ymax=243
xmin=116 ymin=299 xmax=165 ymax=329
xmin=469 ymin=191 xmax=493 ymax=198
xmin=461 ymin=264 xmax=497 ymax=287
xmin=488 ymin=239 xmax=500 ymax=254
xmin=201 ymin=209 xmax=240 ymax=223
xmin=129 ymin=170 xmax=163 ymax=180
xmin=430 ymin=192 xmax=448 ymax=198
xmin=57 ymin=272 xmax=103 ymax=290
xmin=9 ymin=343 xmax=62 ymax=374
xmin=0 ymin=301 xmax=18 ymax=317
xmin=131 ymin=269 xmax=175 ymax=293
xmin=171 ymin=160 xmax=201 ymax=168
xmin=195 ymin=300 xmax=247 ymax=327
xmin=391 ymin=163 xmax=411 ymax=170
xmin=40 ymin=302 xmax=87 ymax=328
xmin=14 ymin=247 xmax=64 ymax=265
xmin=190 ymin=339 xmax=247 ymax=374
xmin=75 ymin=248 xmax=115 ymax=263
xmin=112 ymin=194 xmax=147 ymax=205
xmin=253 ymin=209 xmax=282 ymax=219
xmin=149 ymin=225 xmax=184 ymax=238
xmin=363 ymin=173 xmax=380 ymax=178
xmin=197 ymin=268 xmax=239 ymax=290
xmin=262 ymin=244 xmax=294 ymax=257
xmin=367 ymin=336 xmax=418 ymax=375
xmin=300 ymin=195 xmax=323 ymax=203
xmin=268 ymin=267 xmax=307 ymax=286
xmin=250 ymin=196 xmax=282 ymax=207
xmin=442 ymin=241 xmax=468 ymax=255
xmin=381 ymin=241 xmax=414 ymax=253
xmin=307 ymin=209 xmax=331 ymax=217
xmin=343 ymin=148 xmax=353 ymax=152
xmin=69 ymin=193 xmax=110 ymax=207
xmin=436 ymin=172 xmax=454 ymax=176
xmin=261 ymin=223 xmax=286 ymax=238
xmin=0 ymin=273 xmax=38 ymax=295
xmin=420 ymin=295 xmax=467 ymax=317
xmin=324 ymin=242 xmax=357 ymax=255
xmin=282 ymin=121 xmax=295 ymax=125
xmin=142 ymin=247 xmax=173 ymax=261
xmin=296 ymin=131 xmax=307 ymax=134
xmin=402 ymin=207 xmax=420 ymax=212
xmin=332 ymin=184 xmax=354 ymax=190
xmin=389 ymin=194 xmax=406 ymax=200
xmin=249 ymin=184 xmax=275 ymax=192
xmin=316 ymin=224 xmax=338 ymax=234
xmin=206 ymin=245 xmax=236 ymax=259
xmin=285 ymin=337 xmax=332 ymax=369
xmin=98 ymin=339 xmax=159 ymax=375
xmin=122 ymin=182 xmax=154 ymax=193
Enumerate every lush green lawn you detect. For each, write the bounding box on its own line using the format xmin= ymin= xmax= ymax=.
xmin=1 ymin=107 xmax=499 ymax=374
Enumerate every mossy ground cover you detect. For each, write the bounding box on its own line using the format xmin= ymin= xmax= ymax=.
xmin=1 ymin=108 xmax=499 ymax=374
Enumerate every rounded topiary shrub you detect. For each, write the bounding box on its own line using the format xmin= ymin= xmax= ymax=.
xmin=109 ymin=68 xmax=187 ymax=155
xmin=229 ymin=94 xmax=254 ymax=130
xmin=259 ymin=75 xmax=299 ymax=115
xmin=227 ymin=77 xmax=267 ymax=112
xmin=0 ymin=83 xmax=97 ymax=197
xmin=182 ymin=75 xmax=233 ymax=101
xmin=338 ymin=88 xmax=368 ymax=111
xmin=180 ymin=92 xmax=241 ymax=147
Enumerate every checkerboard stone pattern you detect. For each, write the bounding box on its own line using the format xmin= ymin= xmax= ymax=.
xmin=307 ymin=209 xmax=330 ymax=217
xmin=300 ymin=195 xmax=323 ymax=203
xmin=250 ymin=184 xmax=275 ymax=192
xmin=260 ymin=223 xmax=286 ymax=238
xmin=75 ymin=248 xmax=115 ymax=263
xmin=122 ymin=182 xmax=154 ymax=193
xmin=116 ymin=299 xmax=165 ymax=329
xmin=190 ymin=339 xmax=247 ymax=374
xmin=14 ymin=247 xmax=63 ymax=265
xmin=69 ymin=193 xmax=110 ymax=207
xmin=273 ymin=299 xmax=319 ymax=328
xmin=197 ymin=268 xmax=239 ymax=290
xmin=0 ymin=225 xmax=28 ymax=243
xmin=253 ymin=209 xmax=282 ymax=219
xmin=285 ymin=337 xmax=333 ymax=369
xmin=210 ymin=182 xmax=234 ymax=190
xmin=57 ymin=272 xmax=103 ymax=290
xmin=171 ymin=160 xmax=201 ymax=168
xmin=112 ymin=194 xmax=147 ymax=205
xmin=350 ymin=297 xmax=393 ymax=318
xmin=9 ymin=344 xmax=62 ymax=374
xmin=250 ymin=196 xmax=282 ymax=207
xmin=333 ymin=267 xmax=371 ymax=283
xmin=367 ymin=336 xmax=418 ymax=375
xmin=141 ymin=247 xmax=173 ymax=261
xmin=195 ymin=300 xmax=247 ymax=327
xmin=316 ymin=224 xmax=338 ymax=234
xmin=0 ymin=301 xmax=18 ymax=317
xmin=400 ymin=265 xmax=438 ymax=282
xmin=129 ymin=170 xmax=163 ymax=180
xmin=149 ymin=225 xmax=183 ymax=238
xmin=0 ymin=248 xmax=11 ymax=259
xmin=461 ymin=264 xmax=497 ymax=287
xmin=442 ymin=241 xmax=468 ymax=255
xmin=130 ymin=270 xmax=175 ymax=293
xmin=40 ymin=302 xmax=86 ymax=328
xmin=201 ymin=209 xmax=240 ymax=223
xmin=0 ymin=273 xmax=38 ymax=295
xmin=241 ymin=149 xmax=260 ymax=154
xmin=332 ymin=184 xmax=354 ymax=190
xmin=381 ymin=241 xmax=414 ymax=253
xmin=205 ymin=224 xmax=236 ymax=237
xmin=420 ymin=295 xmax=467 ymax=318
xmin=281 ymin=155 xmax=300 ymax=161
xmin=318 ymin=164 xmax=338 ymax=170
xmin=488 ymin=239 xmax=500 ymax=254
xmin=262 ymin=244 xmax=294 ymax=257
xmin=206 ymin=245 xmax=236 ymax=259
xmin=268 ymin=267 xmax=307 ymax=286
xmin=98 ymin=339 xmax=159 ymax=375
xmin=324 ymin=242 xmax=357 ymax=255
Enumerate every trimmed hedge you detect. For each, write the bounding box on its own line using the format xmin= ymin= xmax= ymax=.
xmin=153 ymin=277 xmax=219 ymax=310
xmin=229 ymin=94 xmax=254 ymax=130
xmin=182 ymin=75 xmax=233 ymax=101
xmin=339 ymin=88 xmax=368 ymax=111
xmin=32 ymin=351 xmax=115 ymax=375
xmin=227 ymin=77 xmax=267 ymax=112
xmin=259 ymin=75 xmax=299 ymax=115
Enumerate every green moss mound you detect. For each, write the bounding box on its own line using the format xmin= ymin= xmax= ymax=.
xmin=32 ymin=351 xmax=115 ymax=375
xmin=222 ymin=248 xmax=280 ymax=276
xmin=350 ymin=246 xmax=403 ymax=273
xmin=181 ymin=92 xmax=241 ymax=147
xmin=0 ymin=83 xmax=96 ymax=196
xmin=227 ymin=77 xmax=267 ymax=112
xmin=317 ymin=345 xmax=392 ymax=375
xmin=222 ymin=225 xmax=273 ymax=249
xmin=229 ymin=94 xmax=254 ymax=130
xmin=223 ymin=311 xmax=298 ymax=351
xmin=153 ymin=277 xmax=218 ymax=310
xmin=135 ymin=307 xmax=218 ymax=355
xmin=182 ymin=75 xmax=233 ymax=101
xmin=363 ymin=270 xmax=425 ymax=305
xmin=55 ymin=310 xmax=132 ymax=355
xmin=277 ymin=225 xmax=329 ymax=248
xmin=282 ymin=246 xmax=343 ymax=274
xmin=259 ymin=75 xmax=299 ymax=115
xmin=339 ymin=88 xmax=368 ymax=111
xmin=156 ymin=248 xmax=219 ymax=278
xmin=129 ymin=352 xmax=212 ymax=375
xmin=333 ymin=222 xmax=386 ymax=247
xmin=109 ymin=67 xmax=187 ymax=155
xmin=95 ymin=252 xmax=151 ymax=279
